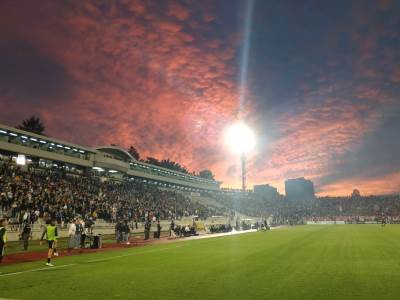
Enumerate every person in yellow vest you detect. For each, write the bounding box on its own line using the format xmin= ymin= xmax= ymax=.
xmin=40 ymin=219 xmax=59 ymax=266
xmin=0 ymin=218 xmax=7 ymax=264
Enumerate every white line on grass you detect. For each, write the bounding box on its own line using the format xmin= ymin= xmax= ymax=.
xmin=86 ymin=255 xmax=124 ymax=263
xmin=0 ymin=263 xmax=76 ymax=277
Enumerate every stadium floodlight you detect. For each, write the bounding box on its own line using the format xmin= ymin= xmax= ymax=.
xmin=92 ymin=166 xmax=104 ymax=172
xmin=16 ymin=154 xmax=26 ymax=166
xmin=225 ymin=121 xmax=256 ymax=191
xmin=225 ymin=122 xmax=256 ymax=155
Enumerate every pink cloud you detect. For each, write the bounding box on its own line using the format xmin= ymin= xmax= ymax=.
xmin=167 ymin=2 xmax=190 ymax=21
xmin=0 ymin=0 xmax=398 ymax=196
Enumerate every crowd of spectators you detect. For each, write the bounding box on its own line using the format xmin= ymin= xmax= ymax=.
xmin=0 ymin=160 xmax=225 ymax=227
xmin=2 ymin=158 xmax=400 ymax=230
xmin=211 ymin=191 xmax=400 ymax=225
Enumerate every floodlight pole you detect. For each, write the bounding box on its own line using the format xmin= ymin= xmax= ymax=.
xmin=241 ymin=152 xmax=246 ymax=192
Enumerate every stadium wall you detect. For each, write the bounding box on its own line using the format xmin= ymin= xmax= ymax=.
xmin=306 ymin=221 xmax=346 ymax=225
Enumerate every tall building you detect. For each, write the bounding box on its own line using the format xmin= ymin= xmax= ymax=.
xmin=254 ymin=184 xmax=278 ymax=200
xmin=285 ymin=177 xmax=315 ymax=201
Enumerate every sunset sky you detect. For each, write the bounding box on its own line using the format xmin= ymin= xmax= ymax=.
xmin=1 ymin=0 xmax=399 ymax=196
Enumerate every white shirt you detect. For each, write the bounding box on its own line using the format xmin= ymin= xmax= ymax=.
xmin=68 ymin=223 xmax=76 ymax=236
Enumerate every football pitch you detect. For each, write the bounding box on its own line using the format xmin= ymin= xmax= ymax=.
xmin=1 ymin=225 xmax=400 ymax=300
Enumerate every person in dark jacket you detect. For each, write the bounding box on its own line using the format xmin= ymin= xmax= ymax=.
xmin=122 ymin=220 xmax=131 ymax=245
xmin=157 ymin=221 xmax=162 ymax=239
xmin=115 ymin=221 xmax=123 ymax=243
xmin=0 ymin=218 xmax=7 ymax=264
xmin=144 ymin=219 xmax=151 ymax=240
xmin=75 ymin=218 xmax=83 ymax=249
xmin=170 ymin=220 xmax=175 ymax=237
xmin=20 ymin=222 xmax=32 ymax=250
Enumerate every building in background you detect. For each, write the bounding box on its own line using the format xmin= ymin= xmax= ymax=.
xmin=254 ymin=184 xmax=279 ymax=200
xmin=285 ymin=178 xmax=315 ymax=201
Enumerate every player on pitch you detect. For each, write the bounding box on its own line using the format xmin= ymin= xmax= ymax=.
xmin=40 ymin=219 xmax=59 ymax=266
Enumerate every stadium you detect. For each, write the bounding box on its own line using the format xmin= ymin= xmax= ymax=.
xmin=1 ymin=125 xmax=400 ymax=299
xmin=1 ymin=1 xmax=400 ymax=300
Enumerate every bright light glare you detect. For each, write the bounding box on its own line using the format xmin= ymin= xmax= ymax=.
xmin=225 ymin=122 xmax=256 ymax=154
xmin=16 ymin=154 xmax=26 ymax=166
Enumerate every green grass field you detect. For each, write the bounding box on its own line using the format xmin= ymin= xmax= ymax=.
xmin=2 ymin=225 xmax=400 ymax=300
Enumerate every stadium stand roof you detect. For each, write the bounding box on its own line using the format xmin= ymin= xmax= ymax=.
xmin=95 ymin=146 xmax=135 ymax=162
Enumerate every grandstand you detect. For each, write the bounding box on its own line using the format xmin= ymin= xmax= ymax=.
xmin=0 ymin=123 xmax=220 ymax=192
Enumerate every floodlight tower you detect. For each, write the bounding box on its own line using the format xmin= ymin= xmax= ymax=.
xmin=241 ymin=153 xmax=246 ymax=191
xmin=225 ymin=122 xmax=256 ymax=192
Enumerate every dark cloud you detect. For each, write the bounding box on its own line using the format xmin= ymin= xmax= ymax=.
xmin=0 ymin=41 xmax=72 ymax=105
xmin=317 ymin=105 xmax=400 ymax=188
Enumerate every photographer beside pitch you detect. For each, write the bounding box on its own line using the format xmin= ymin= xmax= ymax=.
xmin=40 ymin=219 xmax=59 ymax=266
